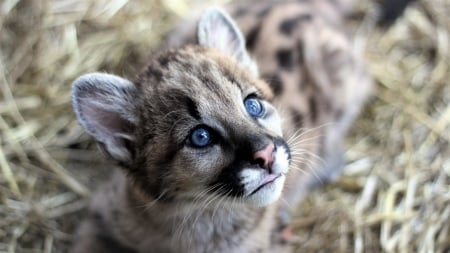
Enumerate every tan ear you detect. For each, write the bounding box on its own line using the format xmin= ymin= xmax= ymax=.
xmin=197 ymin=8 xmax=258 ymax=76
xmin=72 ymin=73 xmax=137 ymax=163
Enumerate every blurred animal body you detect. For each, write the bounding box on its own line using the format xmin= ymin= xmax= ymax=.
xmin=69 ymin=0 xmax=371 ymax=252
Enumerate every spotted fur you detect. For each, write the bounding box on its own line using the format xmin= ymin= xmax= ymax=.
xmin=70 ymin=1 xmax=372 ymax=252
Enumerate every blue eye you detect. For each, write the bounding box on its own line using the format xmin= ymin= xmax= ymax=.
xmin=244 ymin=97 xmax=264 ymax=117
xmin=190 ymin=127 xmax=212 ymax=147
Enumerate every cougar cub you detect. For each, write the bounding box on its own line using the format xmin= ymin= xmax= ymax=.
xmin=70 ymin=1 xmax=371 ymax=252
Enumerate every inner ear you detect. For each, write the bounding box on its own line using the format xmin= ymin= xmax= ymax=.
xmin=197 ymin=8 xmax=259 ymax=76
xmin=72 ymin=73 xmax=138 ymax=163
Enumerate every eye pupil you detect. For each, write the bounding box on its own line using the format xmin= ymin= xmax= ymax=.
xmin=244 ymin=98 xmax=264 ymax=117
xmin=190 ymin=128 xmax=211 ymax=147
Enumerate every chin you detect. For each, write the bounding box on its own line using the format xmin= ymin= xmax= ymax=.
xmin=245 ymin=175 xmax=286 ymax=207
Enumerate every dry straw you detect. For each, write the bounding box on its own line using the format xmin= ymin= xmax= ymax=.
xmin=0 ymin=0 xmax=449 ymax=252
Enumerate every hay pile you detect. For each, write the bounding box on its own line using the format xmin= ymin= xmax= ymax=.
xmin=0 ymin=0 xmax=448 ymax=252
xmin=1 ymin=0 xmax=182 ymax=251
xmin=292 ymin=1 xmax=450 ymax=252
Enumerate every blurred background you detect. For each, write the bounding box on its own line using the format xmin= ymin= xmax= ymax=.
xmin=0 ymin=0 xmax=449 ymax=252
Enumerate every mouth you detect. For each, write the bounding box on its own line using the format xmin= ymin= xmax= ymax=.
xmin=249 ymin=174 xmax=282 ymax=196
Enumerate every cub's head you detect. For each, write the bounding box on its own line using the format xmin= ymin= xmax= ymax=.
xmin=72 ymin=8 xmax=291 ymax=207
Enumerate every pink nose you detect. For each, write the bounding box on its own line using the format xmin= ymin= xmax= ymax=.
xmin=252 ymin=143 xmax=275 ymax=171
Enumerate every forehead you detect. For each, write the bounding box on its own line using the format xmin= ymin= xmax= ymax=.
xmin=143 ymin=47 xmax=271 ymax=97
xmin=139 ymin=47 xmax=272 ymax=116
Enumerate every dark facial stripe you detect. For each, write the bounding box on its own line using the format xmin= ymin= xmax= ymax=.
xmin=279 ymin=14 xmax=312 ymax=36
xmin=184 ymin=96 xmax=201 ymax=120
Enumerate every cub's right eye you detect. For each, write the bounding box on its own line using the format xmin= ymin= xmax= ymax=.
xmin=189 ymin=127 xmax=212 ymax=148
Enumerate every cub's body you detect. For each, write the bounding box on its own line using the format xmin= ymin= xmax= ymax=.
xmin=70 ymin=1 xmax=371 ymax=252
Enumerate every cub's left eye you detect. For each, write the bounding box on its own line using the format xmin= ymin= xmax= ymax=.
xmin=244 ymin=97 xmax=265 ymax=118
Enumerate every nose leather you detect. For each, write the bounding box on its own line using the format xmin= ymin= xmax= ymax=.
xmin=252 ymin=143 xmax=275 ymax=172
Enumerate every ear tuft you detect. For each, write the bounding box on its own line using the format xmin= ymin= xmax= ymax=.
xmin=72 ymin=73 xmax=138 ymax=163
xmin=197 ymin=8 xmax=258 ymax=75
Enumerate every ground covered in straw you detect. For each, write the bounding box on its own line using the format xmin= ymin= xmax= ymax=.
xmin=1 ymin=0 xmax=449 ymax=252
